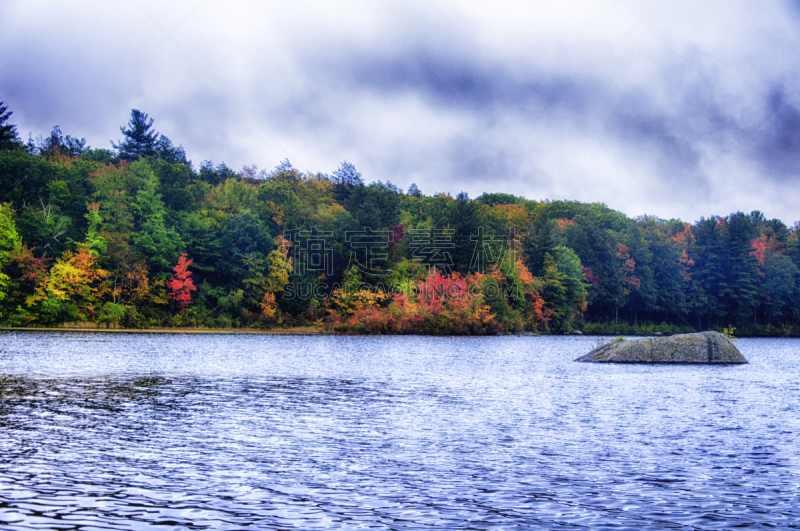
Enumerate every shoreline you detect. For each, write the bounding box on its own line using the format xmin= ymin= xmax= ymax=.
xmin=0 ymin=327 xmax=793 ymax=338
xmin=0 ymin=326 xmax=325 ymax=335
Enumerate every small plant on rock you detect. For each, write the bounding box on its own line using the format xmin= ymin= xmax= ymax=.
xmin=722 ymin=325 xmax=737 ymax=342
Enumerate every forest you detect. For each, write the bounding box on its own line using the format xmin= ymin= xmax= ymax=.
xmin=1 ymin=104 xmax=798 ymax=335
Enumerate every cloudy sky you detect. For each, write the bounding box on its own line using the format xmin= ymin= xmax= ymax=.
xmin=2 ymin=0 xmax=800 ymax=223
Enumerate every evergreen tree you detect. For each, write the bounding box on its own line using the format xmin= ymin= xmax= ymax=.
xmin=36 ymin=126 xmax=65 ymax=158
xmin=724 ymin=212 xmax=758 ymax=324
xmin=759 ymin=252 xmax=797 ymax=323
xmin=407 ymin=183 xmax=422 ymax=198
xmin=270 ymin=159 xmax=296 ymax=178
xmin=0 ymin=102 xmax=22 ymax=151
xmin=693 ymin=217 xmax=726 ymax=328
xmin=332 ymin=161 xmax=363 ymax=203
xmin=155 ymin=135 xmax=189 ymax=165
xmin=449 ymin=191 xmax=483 ymax=274
xmin=66 ymin=136 xmax=88 ymax=157
xmin=198 ymin=160 xmax=238 ymax=185
xmin=36 ymin=126 xmax=89 ymax=158
xmin=525 ymin=217 xmax=557 ymax=275
xmin=332 ymin=161 xmax=363 ymax=186
xmin=113 ymin=109 xmax=159 ymax=160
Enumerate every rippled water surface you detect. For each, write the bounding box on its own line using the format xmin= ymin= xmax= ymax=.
xmin=1 ymin=332 xmax=799 ymax=529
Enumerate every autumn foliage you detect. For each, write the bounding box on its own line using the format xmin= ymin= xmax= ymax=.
xmin=328 ymin=268 xmax=514 ymax=335
xmin=27 ymin=244 xmax=109 ymax=321
xmin=166 ymin=253 xmax=196 ymax=310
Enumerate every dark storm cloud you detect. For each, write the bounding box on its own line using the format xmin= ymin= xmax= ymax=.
xmin=352 ymin=51 xmax=575 ymax=114
xmin=608 ymin=93 xmax=703 ymax=185
xmin=756 ymin=88 xmax=800 ymax=178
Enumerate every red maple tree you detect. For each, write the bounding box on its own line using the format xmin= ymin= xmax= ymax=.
xmin=418 ymin=269 xmax=469 ymax=312
xmin=167 ymin=253 xmax=196 ymax=310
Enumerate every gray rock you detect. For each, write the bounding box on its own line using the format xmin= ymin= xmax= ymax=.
xmin=576 ymin=331 xmax=747 ymax=364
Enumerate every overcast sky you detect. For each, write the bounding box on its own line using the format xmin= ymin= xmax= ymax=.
xmin=2 ymin=0 xmax=800 ymax=223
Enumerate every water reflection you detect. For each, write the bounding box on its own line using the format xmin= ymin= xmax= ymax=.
xmin=0 ymin=332 xmax=798 ymax=528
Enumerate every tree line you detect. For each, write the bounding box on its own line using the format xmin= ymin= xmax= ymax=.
xmin=1 ymin=105 xmax=798 ymax=335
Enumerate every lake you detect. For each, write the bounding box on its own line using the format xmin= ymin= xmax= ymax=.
xmin=1 ymin=332 xmax=798 ymax=529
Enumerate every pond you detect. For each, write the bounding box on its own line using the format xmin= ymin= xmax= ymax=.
xmin=1 ymin=332 xmax=798 ymax=529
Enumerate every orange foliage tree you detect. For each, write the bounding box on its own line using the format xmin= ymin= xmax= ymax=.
xmin=617 ymin=243 xmax=640 ymax=296
xmin=669 ymin=223 xmax=696 ymax=282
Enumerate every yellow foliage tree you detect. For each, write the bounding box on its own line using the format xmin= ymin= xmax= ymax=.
xmin=27 ymin=244 xmax=109 ymax=321
xmin=265 ymin=235 xmax=293 ymax=293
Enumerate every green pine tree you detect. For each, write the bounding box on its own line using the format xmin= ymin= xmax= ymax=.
xmin=113 ymin=109 xmax=159 ymax=160
xmin=0 ymin=102 xmax=22 ymax=151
